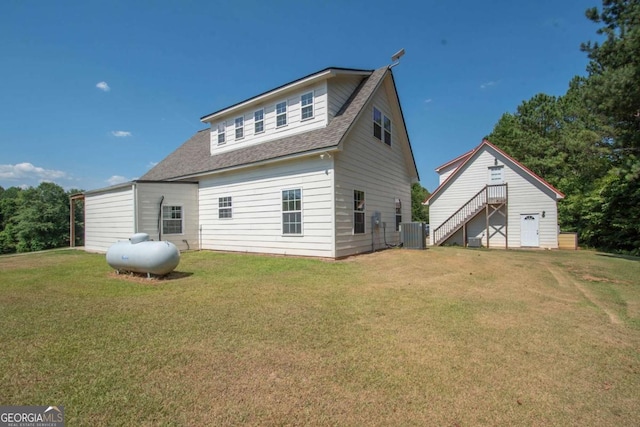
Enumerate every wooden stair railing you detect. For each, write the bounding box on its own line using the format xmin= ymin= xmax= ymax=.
xmin=433 ymin=184 xmax=506 ymax=246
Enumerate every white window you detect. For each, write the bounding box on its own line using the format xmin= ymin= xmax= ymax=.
xmin=254 ymin=109 xmax=264 ymax=134
xmin=276 ymin=101 xmax=287 ymax=127
xmin=217 ymin=123 xmax=225 ymax=145
xmin=301 ymin=92 xmax=313 ymax=120
xmin=354 ymin=190 xmax=365 ymax=234
xmin=218 ymin=197 xmax=232 ymax=219
xmin=395 ymin=198 xmax=402 ymax=231
xmin=282 ymin=189 xmax=301 ymax=234
xmin=235 ymin=117 xmax=244 ymax=139
xmin=383 ymin=115 xmax=392 ymax=146
xmin=162 ymin=205 xmax=183 ymax=235
xmin=373 ymin=107 xmax=382 ymax=140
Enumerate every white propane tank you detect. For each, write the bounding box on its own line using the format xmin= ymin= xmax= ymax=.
xmin=106 ymin=233 xmax=180 ymax=276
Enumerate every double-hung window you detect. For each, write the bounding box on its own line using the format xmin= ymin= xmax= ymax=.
xmin=354 ymin=190 xmax=365 ymax=234
xmin=395 ymin=198 xmax=402 ymax=231
xmin=282 ymin=189 xmax=302 ymax=234
xmin=235 ymin=117 xmax=244 ymax=139
xmin=383 ymin=115 xmax=392 ymax=146
xmin=217 ymin=123 xmax=226 ymax=145
xmin=162 ymin=205 xmax=183 ymax=235
xmin=276 ymin=101 xmax=287 ymax=127
xmin=373 ymin=107 xmax=382 ymax=140
xmin=301 ymin=92 xmax=313 ymax=120
xmin=254 ymin=109 xmax=264 ymax=134
xmin=218 ymin=196 xmax=232 ymax=219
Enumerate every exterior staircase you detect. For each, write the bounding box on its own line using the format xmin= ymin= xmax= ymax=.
xmin=433 ymin=184 xmax=507 ymax=246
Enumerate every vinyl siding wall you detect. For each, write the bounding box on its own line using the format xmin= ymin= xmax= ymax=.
xmin=84 ymin=185 xmax=135 ymax=252
xmin=198 ymin=156 xmax=335 ymax=257
xmin=429 ymin=147 xmax=559 ymax=248
xmin=210 ymin=82 xmax=328 ymax=156
xmin=327 ymin=75 xmax=364 ymax=118
xmin=333 ymin=78 xmax=412 ymax=258
xmin=135 ymin=182 xmax=199 ymax=251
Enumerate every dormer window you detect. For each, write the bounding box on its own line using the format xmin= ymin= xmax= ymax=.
xmin=254 ymin=109 xmax=264 ymax=134
xmin=235 ymin=116 xmax=244 ymax=139
xmin=276 ymin=101 xmax=287 ymax=127
xmin=373 ymin=107 xmax=382 ymax=140
xmin=217 ymin=123 xmax=226 ymax=145
xmin=301 ymin=92 xmax=313 ymax=120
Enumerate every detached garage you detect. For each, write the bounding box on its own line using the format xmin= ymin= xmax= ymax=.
xmin=84 ymin=181 xmax=198 ymax=253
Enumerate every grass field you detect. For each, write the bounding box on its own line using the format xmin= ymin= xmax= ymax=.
xmin=1 ymin=247 xmax=639 ymax=426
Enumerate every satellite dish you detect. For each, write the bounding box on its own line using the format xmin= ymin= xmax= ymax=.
xmin=391 ymin=48 xmax=405 ymax=62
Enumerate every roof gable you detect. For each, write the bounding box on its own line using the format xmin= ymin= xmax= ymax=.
xmin=142 ymin=66 xmax=393 ymax=181
xmin=426 ymin=139 xmax=564 ymax=204
xmin=200 ymin=67 xmax=373 ymax=123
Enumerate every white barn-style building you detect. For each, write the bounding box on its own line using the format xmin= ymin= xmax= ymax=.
xmin=426 ymin=139 xmax=564 ymax=249
xmin=82 ymin=66 xmax=419 ymax=258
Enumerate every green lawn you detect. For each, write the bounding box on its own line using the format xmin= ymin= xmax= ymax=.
xmin=1 ymin=248 xmax=639 ymax=426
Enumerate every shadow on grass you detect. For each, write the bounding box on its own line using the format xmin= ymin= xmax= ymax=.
xmin=110 ymin=270 xmax=194 ymax=283
xmin=596 ymin=252 xmax=640 ymax=262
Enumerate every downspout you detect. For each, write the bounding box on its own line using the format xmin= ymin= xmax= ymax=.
xmin=157 ymin=195 xmax=164 ymax=241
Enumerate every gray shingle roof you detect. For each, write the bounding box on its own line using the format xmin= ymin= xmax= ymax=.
xmin=141 ymin=66 xmax=389 ymax=181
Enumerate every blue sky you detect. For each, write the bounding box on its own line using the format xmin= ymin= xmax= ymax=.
xmin=0 ymin=0 xmax=601 ymax=192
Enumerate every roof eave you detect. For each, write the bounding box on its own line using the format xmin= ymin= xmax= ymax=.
xmin=200 ymin=67 xmax=373 ymax=123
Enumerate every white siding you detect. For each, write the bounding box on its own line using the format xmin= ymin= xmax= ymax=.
xmin=84 ymin=185 xmax=135 ymax=253
xmin=209 ymin=82 xmax=328 ymax=156
xmin=333 ymin=76 xmax=413 ymax=258
xmin=198 ymin=156 xmax=335 ymax=257
xmin=327 ymin=75 xmax=364 ymax=118
xmin=429 ymin=146 xmax=559 ymax=248
xmin=438 ymin=159 xmax=464 ymax=185
xmin=135 ymin=182 xmax=199 ymax=251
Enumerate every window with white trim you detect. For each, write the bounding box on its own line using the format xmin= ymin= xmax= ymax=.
xmin=395 ymin=198 xmax=402 ymax=231
xmin=354 ymin=190 xmax=365 ymax=234
xmin=162 ymin=205 xmax=183 ymax=235
xmin=301 ymin=92 xmax=314 ymax=120
xmin=282 ymin=189 xmax=301 ymax=234
xmin=218 ymin=196 xmax=232 ymax=219
xmin=373 ymin=107 xmax=382 ymax=140
xmin=217 ymin=123 xmax=225 ymax=145
xmin=254 ymin=109 xmax=264 ymax=134
xmin=383 ymin=115 xmax=392 ymax=146
xmin=276 ymin=101 xmax=287 ymax=127
xmin=235 ymin=116 xmax=244 ymax=139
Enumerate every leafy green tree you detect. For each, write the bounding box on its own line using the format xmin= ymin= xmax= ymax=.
xmin=580 ymin=0 xmax=640 ymax=253
xmin=0 ymin=186 xmax=22 ymax=254
xmin=13 ymin=182 xmax=70 ymax=252
xmin=411 ymin=183 xmax=430 ymax=222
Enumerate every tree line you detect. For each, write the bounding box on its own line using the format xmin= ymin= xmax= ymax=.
xmin=487 ymin=0 xmax=639 ymax=255
xmin=0 ymin=182 xmax=83 ymax=254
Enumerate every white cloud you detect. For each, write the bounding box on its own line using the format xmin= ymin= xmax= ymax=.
xmin=480 ymin=80 xmax=499 ymax=89
xmin=0 ymin=162 xmax=67 ymax=181
xmin=147 ymin=161 xmax=158 ymax=169
xmin=424 ymin=98 xmax=433 ymax=104
xmin=111 ymin=131 xmax=132 ymax=137
xmin=96 ymin=81 xmax=110 ymax=92
xmin=106 ymin=175 xmax=130 ymax=186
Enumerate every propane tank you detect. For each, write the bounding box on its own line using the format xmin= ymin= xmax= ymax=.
xmin=106 ymin=233 xmax=180 ymax=276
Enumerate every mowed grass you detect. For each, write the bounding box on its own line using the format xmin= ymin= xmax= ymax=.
xmin=1 ymin=248 xmax=639 ymax=426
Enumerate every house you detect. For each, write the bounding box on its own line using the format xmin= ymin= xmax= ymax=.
xmin=83 ymin=65 xmax=419 ymax=258
xmin=426 ymin=139 xmax=564 ymax=249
